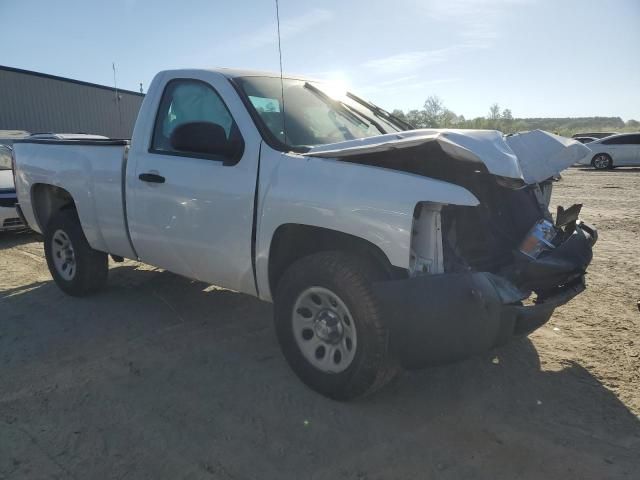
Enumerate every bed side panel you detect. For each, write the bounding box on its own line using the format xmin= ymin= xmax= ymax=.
xmin=14 ymin=142 xmax=134 ymax=258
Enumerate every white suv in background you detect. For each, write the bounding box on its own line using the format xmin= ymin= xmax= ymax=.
xmin=579 ymin=133 xmax=640 ymax=169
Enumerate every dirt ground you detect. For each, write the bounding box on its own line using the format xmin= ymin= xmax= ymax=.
xmin=1 ymin=168 xmax=639 ymax=479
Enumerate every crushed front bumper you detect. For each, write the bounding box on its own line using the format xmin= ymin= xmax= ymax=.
xmin=375 ymin=223 xmax=596 ymax=369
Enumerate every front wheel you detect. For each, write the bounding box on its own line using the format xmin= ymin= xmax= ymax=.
xmin=274 ymin=251 xmax=397 ymax=400
xmin=44 ymin=209 xmax=108 ymax=296
xmin=592 ymin=153 xmax=612 ymax=170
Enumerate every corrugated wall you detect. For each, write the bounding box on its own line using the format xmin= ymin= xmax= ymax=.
xmin=0 ymin=67 xmax=144 ymax=138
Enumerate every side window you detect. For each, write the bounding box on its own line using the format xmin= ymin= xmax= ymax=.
xmin=603 ymin=135 xmax=629 ymax=145
xmin=151 ymin=79 xmax=243 ymax=162
xmin=627 ymin=134 xmax=640 ymax=145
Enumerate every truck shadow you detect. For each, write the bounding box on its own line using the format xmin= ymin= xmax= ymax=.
xmin=2 ymin=264 xmax=639 ymax=479
xmin=0 ymin=229 xmax=41 ymax=249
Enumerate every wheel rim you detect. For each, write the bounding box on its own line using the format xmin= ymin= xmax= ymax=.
xmin=51 ymin=229 xmax=76 ymax=280
xmin=292 ymin=286 xmax=357 ymax=374
xmin=594 ymin=155 xmax=609 ymax=169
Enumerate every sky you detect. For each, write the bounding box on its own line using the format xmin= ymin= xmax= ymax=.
xmin=1 ymin=0 xmax=639 ymax=120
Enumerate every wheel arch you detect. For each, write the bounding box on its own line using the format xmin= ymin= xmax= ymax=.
xmin=30 ymin=183 xmax=77 ymax=232
xmin=267 ymin=224 xmax=403 ymax=299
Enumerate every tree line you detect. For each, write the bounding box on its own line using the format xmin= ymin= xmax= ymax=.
xmin=391 ymin=96 xmax=640 ymax=137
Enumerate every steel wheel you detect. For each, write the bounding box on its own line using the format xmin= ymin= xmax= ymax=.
xmin=592 ymin=154 xmax=611 ymax=170
xmin=51 ymin=229 xmax=76 ymax=280
xmin=292 ymin=286 xmax=357 ymax=374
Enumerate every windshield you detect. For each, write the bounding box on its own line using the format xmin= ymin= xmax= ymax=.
xmin=235 ymin=76 xmax=408 ymax=150
xmin=0 ymin=146 xmax=12 ymax=170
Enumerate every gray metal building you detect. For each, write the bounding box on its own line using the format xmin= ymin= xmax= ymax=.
xmin=0 ymin=66 xmax=144 ymax=138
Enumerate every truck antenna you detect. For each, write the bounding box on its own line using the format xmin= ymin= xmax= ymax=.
xmin=275 ymin=0 xmax=287 ymax=145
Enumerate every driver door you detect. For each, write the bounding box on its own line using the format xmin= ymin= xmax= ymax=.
xmin=127 ymin=75 xmax=260 ymax=295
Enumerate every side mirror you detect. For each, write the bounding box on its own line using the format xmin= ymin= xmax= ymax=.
xmin=169 ymin=121 xmax=241 ymax=161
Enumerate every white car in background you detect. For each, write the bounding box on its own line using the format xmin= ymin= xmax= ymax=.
xmin=0 ymin=145 xmax=25 ymax=231
xmin=579 ymin=133 xmax=640 ymax=169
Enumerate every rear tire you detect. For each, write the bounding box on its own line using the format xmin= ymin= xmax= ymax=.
xmin=274 ymin=251 xmax=398 ymax=400
xmin=591 ymin=153 xmax=612 ymax=170
xmin=44 ymin=209 xmax=108 ymax=296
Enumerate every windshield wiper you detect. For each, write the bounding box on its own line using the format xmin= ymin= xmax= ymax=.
xmin=303 ymin=82 xmax=386 ymax=134
xmin=340 ymin=102 xmax=388 ymax=135
xmin=346 ymin=92 xmax=414 ymax=131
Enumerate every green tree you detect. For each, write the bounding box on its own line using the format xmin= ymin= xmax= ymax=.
xmin=488 ymin=103 xmax=501 ymax=120
xmin=392 ymin=98 xmax=633 ymax=137
xmin=501 ymin=108 xmax=514 ymax=132
xmin=440 ymin=109 xmax=458 ymax=127
xmin=423 ymin=96 xmax=444 ymax=127
xmin=405 ymin=109 xmax=427 ymax=128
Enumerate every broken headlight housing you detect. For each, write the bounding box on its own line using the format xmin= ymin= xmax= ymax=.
xmin=518 ymin=219 xmax=557 ymax=259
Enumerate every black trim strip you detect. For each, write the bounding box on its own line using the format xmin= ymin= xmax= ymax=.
xmin=147 ymin=148 xmax=228 ymax=163
xmin=120 ymin=146 xmax=139 ymax=260
xmin=250 ymin=141 xmax=262 ymax=297
xmin=0 ymin=65 xmax=145 ymax=97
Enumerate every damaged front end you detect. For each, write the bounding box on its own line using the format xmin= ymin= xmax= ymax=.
xmin=380 ymin=187 xmax=597 ymax=369
xmin=311 ymin=129 xmax=599 ymax=368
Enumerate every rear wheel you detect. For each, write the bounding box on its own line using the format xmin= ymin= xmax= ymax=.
xmin=274 ymin=251 xmax=397 ymax=400
xmin=592 ymin=153 xmax=612 ymax=170
xmin=44 ymin=209 xmax=108 ymax=296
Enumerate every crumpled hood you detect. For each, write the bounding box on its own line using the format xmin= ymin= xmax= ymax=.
xmin=304 ymin=129 xmax=590 ymax=185
xmin=0 ymin=170 xmax=16 ymax=191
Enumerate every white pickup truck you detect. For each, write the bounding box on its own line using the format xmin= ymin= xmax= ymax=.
xmin=12 ymin=68 xmax=597 ymax=399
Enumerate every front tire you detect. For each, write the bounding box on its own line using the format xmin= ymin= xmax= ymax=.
xmin=592 ymin=153 xmax=612 ymax=170
xmin=274 ymin=251 xmax=397 ymax=400
xmin=44 ymin=209 xmax=108 ymax=296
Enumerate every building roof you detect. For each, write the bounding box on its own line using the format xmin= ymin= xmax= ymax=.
xmin=0 ymin=65 xmax=144 ymax=97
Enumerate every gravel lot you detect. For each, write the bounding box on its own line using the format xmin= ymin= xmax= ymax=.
xmin=1 ymin=168 xmax=639 ymax=479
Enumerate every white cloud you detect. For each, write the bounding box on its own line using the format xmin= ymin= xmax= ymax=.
xmin=360 ymin=0 xmax=531 ymax=79
xmin=358 ymin=77 xmax=461 ymax=95
xmin=233 ymin=8 xmax=333 ymax=52
xmin=423 ymin=0 xmax=531 ymax=45
xmin=362 ymin=44 xmax=477 ymax=75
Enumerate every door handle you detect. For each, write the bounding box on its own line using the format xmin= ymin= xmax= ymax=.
xmin=138 ymin=173 xmax=165 ymax=183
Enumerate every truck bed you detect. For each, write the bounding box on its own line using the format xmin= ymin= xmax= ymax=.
xmin=12 ymin=139 xmax=136 ymax=259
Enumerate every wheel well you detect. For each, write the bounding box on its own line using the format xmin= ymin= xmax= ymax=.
xmin=31 ymin=184 xmax=76 ymax=231
xmin=268 ymin=224 xmax=402 ymax=294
